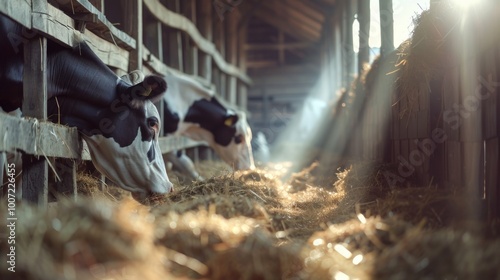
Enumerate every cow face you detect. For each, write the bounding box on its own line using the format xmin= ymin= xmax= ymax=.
xmin=211 ymin=112 xmax=255 ymax=170
xmin=49 ymin=75 xmax=173 ymax=201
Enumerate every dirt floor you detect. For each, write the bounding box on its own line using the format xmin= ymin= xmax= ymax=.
xmin=1 ymin=160 xmax=500 ymax=279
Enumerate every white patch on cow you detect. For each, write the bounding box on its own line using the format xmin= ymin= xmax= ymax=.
xmin=83 ymin=102 xmax=172 ymax=195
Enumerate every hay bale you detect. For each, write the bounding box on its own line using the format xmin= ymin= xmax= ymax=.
xmin=0 ymin=198 xmax=171 ymax=280
xmin=373 ymin=229 xmax=500 ymax=280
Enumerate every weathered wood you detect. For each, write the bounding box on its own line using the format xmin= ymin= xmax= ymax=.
xmin=0 ymin=112 xmax=86 ymax=159
xmin=485 ymin=138 xmax=499 ymax=220
xmin=197 ymin=0 xmax=213 ymax=81
xmin=357 ymin=0 xmax=370 ymax=73
xmin=379 ymin=0 xmax=394 ymax=55
xmin=55 ymin=158 xmax=77 ymax=200
xmin=159 ymin=136 xmax=207 ymax=153
xmin=89 ymin=0 xmax=104 ymax=11
xmin=52 ymin=0 xmax=136 ymax=50
xmin=143 ymin=0 xmax=251 ymax=84
xmin=144 ymin=19 xmax=163 ymax=61
xmin=227 ymin=76 xmax=237 ymax=105
xmin=238 ymin=82 xmax=248 ymax=111
xmin=123 ymin=0 xmax=142 ymax=70
xmin=0 ymin=0 xmax=31 ymax=28
xmin=22 ymin=32 xmax=48 ymax=205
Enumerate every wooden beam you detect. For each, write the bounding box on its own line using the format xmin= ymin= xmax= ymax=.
xmin=123 ymin=0 xmax=143 ymax=70
xmin=245 ymin=42 xmax=316 ymax=51
xmin=198 ymin=0 xmax=213 ymax=81
xmin=22 ymin=23 xmax=49 ymax=205
xmin=143 ymin=0 xmax=251 ymax=84
xmin=278 ymin=31 xmax=285 ymax=65
xmin=51 ymin=0 xmax=136 ymax=50
xmin=379 ymin=0 xmax=394 ymax=55
xmin=253 ymin=9 xmax=318 ymax=42
xmin=0 ymin=0 xmax=31 ymax=28
xmin=358 ymin=0 xmax=370 ymax=73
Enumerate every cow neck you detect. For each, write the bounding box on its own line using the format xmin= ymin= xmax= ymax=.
xmin=47 ymin=42 xmax=120 ymax=105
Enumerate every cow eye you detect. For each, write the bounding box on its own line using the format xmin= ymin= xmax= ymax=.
xmin=234 ymin=134 xmax=243 ymax=144
xmin=147 ymin=118 xmax=158 ymax=128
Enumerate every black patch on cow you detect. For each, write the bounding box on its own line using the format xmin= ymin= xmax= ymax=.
xmin=147 ymin=143 xmax=155 ymax=162
xmin=162 ymin=100 xmax=180 ymax=134
xmin=184 ymin=98 xmax=238 ymax=146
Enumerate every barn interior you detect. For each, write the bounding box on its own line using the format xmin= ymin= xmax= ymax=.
xmin=2 ymin=0 xmax=500 ymax=279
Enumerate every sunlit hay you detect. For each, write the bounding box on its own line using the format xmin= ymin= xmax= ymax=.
xmin=0 ymin=198 xmax=170 ymax=280
xmin=154 ymin=210 xmax=256 ymax=277
xmin=373 ymin=229 xmax=500 ymax=280
xmin=396 ymin=2 xmax=462 ymax=116
xmin=208 ymin=230 xmax=305 ymax=280
xmin=76 ymin=172 xmax=129 ymax=202
xmin=301 ymin=216 xmax=414 ymax=280
xmin=151 ymin=194 xmax=273 ymax=233
xmin=157 ymin=169 xmax=283 ymax=208
xmin=195 ymin=160 xmax=233 ymax=179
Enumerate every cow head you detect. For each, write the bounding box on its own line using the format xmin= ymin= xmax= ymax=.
xmin=209 ymin=111 xmax=255 ymax=170
xmin=182 ymin=103 xmax=255 ymax=170
xmin=49 ymin=74 xmax=173 ymax=202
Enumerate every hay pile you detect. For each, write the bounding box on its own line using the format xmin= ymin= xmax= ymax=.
xmin=0 ymin=198 xmax=172 ymax=280
xmin=2 ymin=159 xmax=499 ymax=279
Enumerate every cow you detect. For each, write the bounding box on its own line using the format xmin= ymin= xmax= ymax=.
xmin=0 ymin=15 xmax=173 ymax=202
xmin=124 ymin=71 xmax=255 ymax=173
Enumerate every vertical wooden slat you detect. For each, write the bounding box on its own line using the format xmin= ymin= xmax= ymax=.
xmin=485 ymin=138 xmax=499 ymax=220
xmin=378 ymin=0 xmax=394 ymax=56
xmin=198 ymin=0 xmax=213 ymax=81
xmin=22 ymin=34 xmax=48 ymax=205
xmin=357 ymin=0 xmax=370 ymax=73
xmin=55 ymin=159 xmax=77 ymax=201
xmin=238 ymin=82 xmax=248 ymax=110
xmin=124 ymin=0 xmax=143 ymax=71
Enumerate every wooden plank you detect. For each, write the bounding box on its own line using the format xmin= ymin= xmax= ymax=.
xmin=0 ymin=112 xmax=86 ymax=159
xmin=446 ymin=141 xmax=462 ymax=188
xmin=197 ymin=0 xmax=212 ymax=81
xmin=485 ymin=138 xmax=499 ymax=220
xmin=122 ymin=0 xmax=142 ymax=70
xmin=417 ymin=110 xmax=429 ymax=138
xmin=159 ymin=136 xmax=207 ymax=153
xmin=55 ymin=159 xmax=77 ymax=200
xmin=22 ymin=31 xmax=48 ymax=205
xmin=143 ymin=0 xmax=251 ymax=84
xmin=227 ymin=76 xmax=237 ymax=105
xmin=144 ymin=20 xmax=163 ymax=60
xmin=51 ymin=0 xmax=136 ymax=50
xmin=0 ymin=0 xmax=31 ymax=28
xmin=408 ymin=112 xmax=418 ymax=139
xmin=238 ymin=82 xmax=248 ymax=111
xmin=357 ymin=0 xmax=370 ymax=73
xmin=379 ymin=0 xmax=394 ymax=55
xmin=461 ymin=142 xmax=484 ymax=198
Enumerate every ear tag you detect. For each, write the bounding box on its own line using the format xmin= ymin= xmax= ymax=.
xmin=224 ymin=117 xmax=234 ymax=126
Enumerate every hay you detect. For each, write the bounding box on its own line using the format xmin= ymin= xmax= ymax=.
xmin=302 ymin=216 xmax=414 ymax=279
xmin=154 ymin=210 xmax=303 ymax=279
xmin=373 ymin=229 xmax=500 ymax=280
xmin=76 ymin=172 xmax=130 ymax=202
xmin=3 ymin=159 xmax=499 ymax=279
xmin=0 ymin=198 xmax=172 ymax=280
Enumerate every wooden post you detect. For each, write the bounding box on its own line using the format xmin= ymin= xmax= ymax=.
xmin=198 ymin=0 xmax=213 ymax=81
xmin=124 ymin=0 xmax=143 ymax=71
xmin=226 ymin=10 xmax=239 ymax=105
xmin=165 ymin=0 xmax=183 ymax=71
xmin=22 ymin=35 xmax=49 ymax=205
xmin=379 ymin=0 xmax=394 ymax=56
xmin=357 ymin=0 xmax=370 ymax=73
xmin=238 ymin=82 xmax=248 ymax=110
xmin=55 ymin=159 xmax=77 ymax=201
xmin=144 ymin=20 xmax=163 ymax=60
xmin=343 ymin=0 xmax=355 ymax=86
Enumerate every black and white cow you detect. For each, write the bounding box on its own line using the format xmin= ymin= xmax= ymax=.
xmin=161 ymin=73 xmax=255 ymax=171
xmin=125 ymin=71 xmax=255 ymax=172
xmin=0 ymin=15 xmax=173 ymax=201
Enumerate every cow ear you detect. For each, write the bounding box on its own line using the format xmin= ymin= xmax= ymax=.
xmin=223 ymin=114 xmax=238 ymax=127
xmin=128 ymin=75 xmax=167 ymax=106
